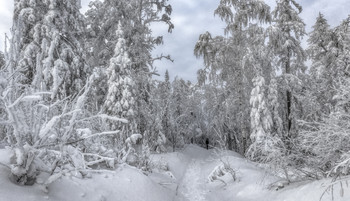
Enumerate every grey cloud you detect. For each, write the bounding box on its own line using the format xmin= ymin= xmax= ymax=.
xmin=152 ymin=0 xmax=225 ymax=82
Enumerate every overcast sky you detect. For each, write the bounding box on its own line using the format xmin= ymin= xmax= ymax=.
xmin=1 ymin=0 xmax=350 ymax=82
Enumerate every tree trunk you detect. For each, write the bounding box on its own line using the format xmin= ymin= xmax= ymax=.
xmin=238 ymin=67 xmax=247 ymax=155
xmin=285 ymin=48 xmax=292 ymax=152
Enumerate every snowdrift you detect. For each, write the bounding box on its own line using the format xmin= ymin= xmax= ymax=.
xmin=0 ymin=145 xmax=350 ymax=201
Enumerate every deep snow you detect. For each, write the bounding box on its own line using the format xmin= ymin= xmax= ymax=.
xmin=0 ymin=145 xmax=350 ymax=201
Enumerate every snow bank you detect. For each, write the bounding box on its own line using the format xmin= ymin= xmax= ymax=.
xmin=1 ymin=146 xmax=350 ymax=201
xmin=0 ymin=149 xmax=173 ymax=201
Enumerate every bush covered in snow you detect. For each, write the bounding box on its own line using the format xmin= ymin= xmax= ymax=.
xmin=208 ymin=160 xmax=236 ymax=185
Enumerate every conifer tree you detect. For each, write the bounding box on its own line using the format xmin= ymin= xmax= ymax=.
xmin=247 ymin=74 xmax=280 ymax=161
xmin=9 ymin=0 xmax=86 ymax=98
xmin=305 ymin=13 xmax=334 ymax=116
xmin=104 ymin=22 xmax=136 ymax=133
xmin=160 ymin=70 xmax=171 ymax=147
xmin=86 ymin=0 xmax=173 ymax=138
xmin=307 ymin=13 xmax=331 ymax=79
xmin=249 ymin=75 xmax=273 ymax=144
xmin=169 ymin=78 xmax=189 ymax=151
xmin=3 ymin=0 xmax=93 ymax=185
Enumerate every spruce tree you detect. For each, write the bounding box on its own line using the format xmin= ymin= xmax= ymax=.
xmin=249 ymin=75 xmax=273 ymax=144
xmin=161 ymin=70 xmax=171 ymax=148
xmin=307 ymin=13 xmax=331 ymax=78
xmin=9 ymin=0 xmax=86 ymax=98
xmin=306 ymin=13 xmax=333 ymax=117
xmin=104 ymin=22 xmax=136 ymax=133
xmin=86 ymin=0 xmax=173 ymax=138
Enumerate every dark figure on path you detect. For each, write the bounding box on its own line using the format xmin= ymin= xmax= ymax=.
xmin=205 ymin=138 xmax=209 ymax=150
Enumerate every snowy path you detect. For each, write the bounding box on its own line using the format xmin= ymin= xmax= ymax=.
xmin=176 ymin=159 xmax=207 ymax=201
xmin=172 ymin=145 xmax=212 ymax=201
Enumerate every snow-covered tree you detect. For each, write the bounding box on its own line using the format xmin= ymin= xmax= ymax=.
xmin=168 ymin=77 xmax=191 ymax=151
xmin=249 ymin=75 xmax=273 ymax=144
xmin=5 ymin=0 xmax=87 ymax=147
xmin=267 ymin=0 xmax=306 ymax=150
xmin=159 ymin=70 xmax=171 ymax=149
xmin=9 ymin=0 xmax=86 ymax=98
xmin=305 ymin=13 xmax=334 ymax=117
xmin=247 ymin=75 xmax=279 ymax=162
xmin=85 ymin=0 xmax=173 ymax=68
xmin=1 ymin=0 xmax=99 ymax=185
xmin=298 ymin=16 xmax=350 ymax=178
xmin=307 ymin=13 xmax=332 ymax=79
xmin=104 ymin=22 xmax=136 ymax=135
xmin=299 ymin=77 xmax=350 ymax=177
xmin=194 ymin=0 xmax=272 ymax=154
xmin=0 ymin=51 xmax=4 ymax=69
xmin=86 ymin=0 xmax=174 ymax=143
xmin=268 ymin=72 xmax=284 ymax=137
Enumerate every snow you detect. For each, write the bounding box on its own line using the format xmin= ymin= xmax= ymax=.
xmin=98 ymin=114 xmax=128 ymax=124
xmin=0 ymin=148 xmax=172 ymax=201
xmin=126 ymin=134 xmax=143 ymax=145
xmin=21 ymin=95 xmax=42 ymax=102
xmin=1 ymin=145 xmax=350 ymax=201
xmin=39 ymin=115 xmax=60 ymax=139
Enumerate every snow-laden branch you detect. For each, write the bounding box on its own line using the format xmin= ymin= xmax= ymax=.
xmin=39 ymin=109 xmax=81 ymax=139
xmin=77 ymin=114 xmax=128 ymax=124
xmin=83 ymin=153 xmax=115 ymax=167
xmin=78 ymin=131 xmax=121 ymax=141
xmin=7 ymin=94 xmax=24 ymax=108
xmin=6 ymin=91 xmax=52 ymax=109
xmin=98 ymin=114 xmax=128 ymax=124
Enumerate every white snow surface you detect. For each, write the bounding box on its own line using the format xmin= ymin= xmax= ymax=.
xmin=1 ymin=145 xmax=350 ymax=201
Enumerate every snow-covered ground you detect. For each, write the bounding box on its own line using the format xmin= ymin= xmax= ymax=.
xmin=0 ymin=145 xmax=350 ymax=201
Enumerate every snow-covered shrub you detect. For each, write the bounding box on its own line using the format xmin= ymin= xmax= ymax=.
xmin=120 ymin=133 xmax=153 ymax=171
xmin=299 ymin=111 xmax=350 ymax=177
xmin=151 ymin=157 xmax=169 ymax=172
xmin=298 ymin=77 xmax=350 ymax=176
xmin=333 ymin=152 xmax=350 ymax=175
xmin=9 ymin=145 xmax=37 ymax=185
xmin=155 ymin=130 xmax=167 ymax=153
xmin=208 ymin=160 xmax=236 ymax=185
xmin=122 ymin=134 xmax=143 ymax=166
xmin=139 ymin=143 xmax=152 ymax=172
xmin=1 ymin=74 xmax=128 ymax=185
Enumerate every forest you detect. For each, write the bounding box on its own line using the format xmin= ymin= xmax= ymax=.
xmin=0 ymin=0 xmax=350 ymax=200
